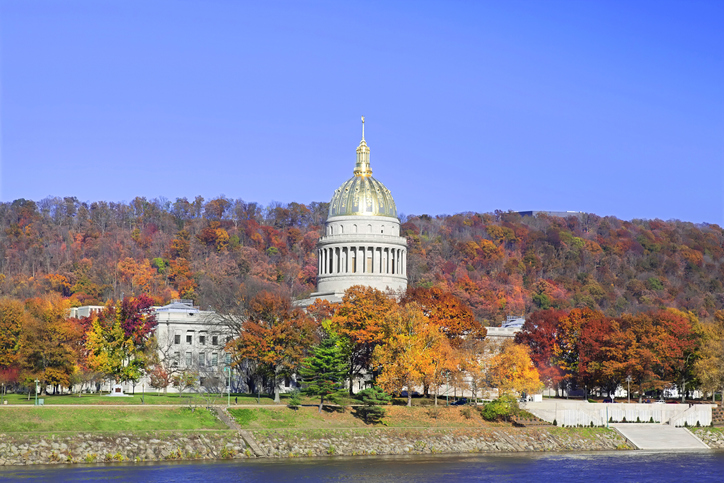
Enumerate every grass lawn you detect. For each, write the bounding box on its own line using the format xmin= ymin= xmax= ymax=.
xmin=0 ymin=392 xmax=285 ymax=406
xmin=228 ymin=404 xmax=490 ymax=430
xmin=0 ymin=406 xmax=228 ymax=432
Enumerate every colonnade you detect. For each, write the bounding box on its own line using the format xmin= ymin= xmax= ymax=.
xmin=318 ymin=245 xmax=406 ymax=276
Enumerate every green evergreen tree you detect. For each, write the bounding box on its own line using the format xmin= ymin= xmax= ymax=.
xmin=357 ymin=386 xmax=392 ymax=424
xmin=299 ymin=333 xmax=348 ymax=412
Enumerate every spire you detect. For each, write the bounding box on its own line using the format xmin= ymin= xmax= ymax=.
xmin=354 ymin=116 xmax=372 ymax=177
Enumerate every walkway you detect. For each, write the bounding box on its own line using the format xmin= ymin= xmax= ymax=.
xmin=611 ymin=423 xmax=709 ymax=450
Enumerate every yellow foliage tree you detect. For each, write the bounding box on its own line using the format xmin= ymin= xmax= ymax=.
xmin=372 ymin=303 xmax=446 ymax=406
xmin=488 ymin=340 xmax=543 ymax=397
xmin=694 ymin=311 xmax=724 ymax=401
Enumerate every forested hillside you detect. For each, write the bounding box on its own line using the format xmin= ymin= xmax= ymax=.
xmin=1 ymin=196 xmax=723 ymax=325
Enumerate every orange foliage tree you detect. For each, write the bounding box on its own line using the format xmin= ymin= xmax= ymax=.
xmin=227 ymin=291 xmax=318 ymax=402
xmin=330 ymin=286 xmax=395 ymax=394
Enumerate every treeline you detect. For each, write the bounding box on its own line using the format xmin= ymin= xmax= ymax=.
xmin=0 ymin=287 xmax=541 ymax=406
xmin=1 ymin=196 xmax=723 ymax=325
xmin=515 ymin=307 xmax=724 ymax=400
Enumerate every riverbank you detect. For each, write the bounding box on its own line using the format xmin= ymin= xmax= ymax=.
xmin=0 ymin=426 xmax=633 ymax=466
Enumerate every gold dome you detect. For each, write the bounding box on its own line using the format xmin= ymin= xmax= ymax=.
xmin=328 ymin=120 xmax=397 ymax=219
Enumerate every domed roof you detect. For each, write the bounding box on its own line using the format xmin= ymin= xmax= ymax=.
xmin=328 ymin=174 xmax=397 ymax=218
xmin=328 ymin=120 xmax=397 ymax=219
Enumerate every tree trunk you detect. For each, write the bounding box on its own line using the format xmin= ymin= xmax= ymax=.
xmin=319 ymin=395 xmax=324 ymax=413
xmin=273 ymin=367 xmax=281 ymax=403
xmin=407 ymin=393 xmax=412 ymax=407
xmin=349 ymin=367 xmax=356 ymax=396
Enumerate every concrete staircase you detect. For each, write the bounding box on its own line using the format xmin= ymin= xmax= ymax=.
xmin=611 ymin=423 xmax=709 ymax=450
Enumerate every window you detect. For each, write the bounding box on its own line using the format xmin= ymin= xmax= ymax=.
xmin=211 ymin=353 xmax=218 ymax=366
xmin=212 ymin=335 xmax=218 ymax=346
xmin=199 ymin=353 xmax=205 ymax=367
xmin=199 ymin=335 xmax=206 ymax=345
xmin=225 ymin=353 xmax=231 ymax=365
xmin=186 ymin=334 xmax=193 ymax=344
xmin=172 ymin=352 xmax=180 ymax=368
xmin=174 ymin=334 xmax=180 ymax=345
xmin=185 ymin=352 xmax=192 ymax=367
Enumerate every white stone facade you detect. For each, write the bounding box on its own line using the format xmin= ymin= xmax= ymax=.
xmin=313 ymin=214 xmax=407 ymax=301
xmin=154 ymin=300 xmax=231 ymax=377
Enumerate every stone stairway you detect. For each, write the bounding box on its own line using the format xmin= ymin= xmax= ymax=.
xmin=611 ymin=423 xmax=709 ymax=450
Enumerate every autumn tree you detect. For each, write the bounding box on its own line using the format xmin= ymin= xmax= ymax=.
xmin=0 ymin=299 xmax=25 ymax=369
xmin=488 ymin=340 xmax=542 ymax=396
xmin=372 ymin=303 xmax=446 ymax=407
xmin=85 ymin=295 xmax=158 ymax=385
xmin=227 ymin=291 xmax=317 ymax=402
xmin=515 ymin=309 xmax=568 ymax=395
xmin=18 ymin=295 xmax=81 ymax=394
xmin=330 ymin=286 xmax=395 ymax=394
xmin=401 ymin=286 xmax=486 ymax=345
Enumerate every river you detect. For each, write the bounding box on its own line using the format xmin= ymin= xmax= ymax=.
xmin=0 ymin=451 xmax=721 ymax=482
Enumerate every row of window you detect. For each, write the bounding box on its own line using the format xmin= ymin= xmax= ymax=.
xmin=174 ymin=333 xmax=226 ymax=346
xmin=171 ymin=351 xmax=231 ymax=368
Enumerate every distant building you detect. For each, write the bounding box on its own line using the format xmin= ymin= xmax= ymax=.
xmin=154 ymin=299 xmax=231 ymax=376
xmin=70 ymin=299 xmax=231 ymax=393
xmin=517 ymin=210 xmax=585 ymax=220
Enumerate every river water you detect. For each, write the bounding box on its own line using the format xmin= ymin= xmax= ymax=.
xmin=0 ymin=451 xmax=722 ymax=482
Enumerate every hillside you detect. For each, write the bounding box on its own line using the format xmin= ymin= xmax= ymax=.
xmin=1 ymin=196 xmax=722 ymax=324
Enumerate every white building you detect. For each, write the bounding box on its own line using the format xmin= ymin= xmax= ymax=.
xmin=154 ymin=299 xmax=231 ymax=375
xmin=70 ymin=299 xmax=231 ymax=393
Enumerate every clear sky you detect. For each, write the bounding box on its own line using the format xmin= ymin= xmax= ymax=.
xmin=1 ymin=1 xmax=722 ymax=224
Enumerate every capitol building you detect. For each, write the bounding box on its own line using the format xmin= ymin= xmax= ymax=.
xmin=303 ymin=118 xmax=408 ymax=304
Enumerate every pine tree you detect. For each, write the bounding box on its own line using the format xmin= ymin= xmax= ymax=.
xmin=299 ymin=333 xmax=349 ymax=412
xmin=357 ymin=387 xmax=392 ymax=424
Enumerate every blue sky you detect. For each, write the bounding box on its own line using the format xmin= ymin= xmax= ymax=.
xmin=1 ymin=1 xmax=722 ymax=224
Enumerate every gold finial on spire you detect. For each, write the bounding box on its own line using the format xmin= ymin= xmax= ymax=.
xmin=353 ymin=116 xmax=372 ymax=177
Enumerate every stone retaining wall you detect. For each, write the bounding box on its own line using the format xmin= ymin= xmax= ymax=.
xmin=0 ymin=427 xmax=633 ymax=466
xmin=0 ymin=431 xmax=250 ymax=466
xmin=253 ymin=427 xmax=632 ymax=457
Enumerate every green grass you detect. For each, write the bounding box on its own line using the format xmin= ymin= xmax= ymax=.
xmin=0 ymin=406 xmax=228 ymax=432
xmin=0 ymin=392 xmax=283 ymax=406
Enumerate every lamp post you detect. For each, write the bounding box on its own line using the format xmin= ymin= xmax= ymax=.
xmin=34 ymin=379 xmax=40 ymax=406
xmin=224 ymin=367 xmax=231 ymax=407
xmin=626 ymin=375 xmax=632 ymax=404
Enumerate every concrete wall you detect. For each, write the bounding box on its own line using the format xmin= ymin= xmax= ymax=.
xmin=522 ymin=400 xmax=714 ymax=427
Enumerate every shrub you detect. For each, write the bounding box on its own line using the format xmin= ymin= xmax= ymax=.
xmin=649 ymin=417 xmax=654 ymax=423
xmin=636 ymin=417 xmax=641 ymax=423
xmin=460 ymin=407 xmax=473 ymax=419
xmin=287 ymin=390 xmax=302 ymax=410
xmin=553 ymin=419 xmax=557 ymax=426
xmin=480 ymin=395 xmax=519 ymax=422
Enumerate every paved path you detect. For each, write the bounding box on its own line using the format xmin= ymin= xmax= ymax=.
xmin=611 ymin=423 xmax=709 ymax=450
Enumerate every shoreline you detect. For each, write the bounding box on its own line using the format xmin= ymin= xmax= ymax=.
xmin=0 ymin=426 xmax=636 ymax=467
